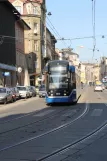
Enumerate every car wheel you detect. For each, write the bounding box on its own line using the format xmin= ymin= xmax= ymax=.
xmin=4 ymin=98 xmax=7 ymax=105
xmin=46 ymin=103 xmax=50 ymax=106
xmin=33 ymin=93 xmax=36 ymax=97
xmin=14 ymin=98 xmax=16 ymax=102
xmin=11 ymin=98 xmax=14 ymax=103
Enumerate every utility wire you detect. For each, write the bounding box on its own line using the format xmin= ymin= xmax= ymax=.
xmin=92 ymin=0 xmax=96 ymax=60
xmin=30 ymin=1 xmax=69 ymax=48
xmin=46 ymin=16 xmax=69 ymax=48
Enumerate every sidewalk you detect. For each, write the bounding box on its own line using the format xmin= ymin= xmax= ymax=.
xmin=0 ymin=96 xmax=39 ymax=112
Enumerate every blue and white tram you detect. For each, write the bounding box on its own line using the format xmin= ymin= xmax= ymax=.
xmin=45 ymin=60 xmax=81 ymax=105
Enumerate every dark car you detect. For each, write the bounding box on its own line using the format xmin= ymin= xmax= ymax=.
xmin=27 ymin=86 xmax=36 ymax=97
xmin=38 ymin=85 xmax=46 ymax=97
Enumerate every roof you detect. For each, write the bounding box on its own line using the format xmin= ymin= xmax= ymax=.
xmin=46 ymin=27 xmax=57 ymax=43
xmin=17 ymin=19 xmax=31 ymax=30
xmin=82 ymin=63 xmax=94 ymax=66
xmin=63 ymin=51 xmax=79 ymax=56
xmin=60 ymin=48 xmax=79 ymax=56
xmin=23 ymin=0 xmax=42 ymax=5
xmin=1 ymin=0 xmax=20 ymax=17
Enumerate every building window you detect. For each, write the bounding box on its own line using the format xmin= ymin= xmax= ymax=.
xmin=33 ymin=6 xmax=38 ymax=15
xmin=34 ymin=41 xmax=38 ymax=52
xmin=26 ymin=4 xmax=31 ymax=14
xmin=28 ymin=22 xmax=31 ymax=27
xmin=34 ymin=23 xmax=38 ymax=34
xmin=28 ymin=40 xmax=32 ymax=52
xmin=15 ymin=6 xmax=21 ymax=13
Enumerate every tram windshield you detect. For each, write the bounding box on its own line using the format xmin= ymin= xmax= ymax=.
xmin=49 ymin=74 xmax=68 ymax=89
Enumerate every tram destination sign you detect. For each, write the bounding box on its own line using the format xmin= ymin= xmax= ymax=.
xmin=50 ymin=66 xmax=67 ymax=72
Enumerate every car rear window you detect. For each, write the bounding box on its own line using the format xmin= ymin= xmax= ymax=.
xmin=17 ymin=87 xmax=26 ymax=91
xmin=0 ymin=88 xmax=6 ymax=93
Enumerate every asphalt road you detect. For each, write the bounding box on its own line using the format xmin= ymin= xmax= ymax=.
xmin=0 ymin=87 xmax=107 ymax=161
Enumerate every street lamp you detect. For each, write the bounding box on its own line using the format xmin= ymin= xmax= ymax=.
xmin=47 ymin=12 xmax=52 ymax=16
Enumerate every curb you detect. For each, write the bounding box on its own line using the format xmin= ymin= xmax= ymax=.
xmin=0 ymin=97 xmax=39 ymax=112
xmin=78 ymin=89 xmax=87 ymax=103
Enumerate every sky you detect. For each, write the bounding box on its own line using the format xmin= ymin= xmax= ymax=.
xmin=46 ymin=0 xmax=107 ymax=62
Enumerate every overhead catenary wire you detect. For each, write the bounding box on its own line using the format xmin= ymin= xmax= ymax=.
xmin=46 ymin=16 xmax=69 ymax=48
xmin=92 ymin=0 xmax=96 ymax=60
xmin=0 ymin=34 xmax=106 ymax=42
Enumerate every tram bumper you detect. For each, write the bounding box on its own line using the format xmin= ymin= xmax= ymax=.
xmin=46 ymin=93 xmax=76 ymax=104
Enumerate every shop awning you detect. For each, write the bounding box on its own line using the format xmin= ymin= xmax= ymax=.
xmin=29 ymin=73 xmax=41 ymax=77
xmin=0 ymin=63 xmax=17 ymax=71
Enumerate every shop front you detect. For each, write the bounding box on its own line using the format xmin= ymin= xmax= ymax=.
xmin=0 ymin=63 xmax=17 ymax=87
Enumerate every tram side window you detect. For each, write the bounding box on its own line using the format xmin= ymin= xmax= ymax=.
xmin=69 ymin=73 xmax=72 ymax=90
xmin=46 ymin=74 xmax=49 ymax=90
xmin=69 ymin=72 xmax=76 ymax=90
xmin=72 ymin=73 xmax=76 ymax=88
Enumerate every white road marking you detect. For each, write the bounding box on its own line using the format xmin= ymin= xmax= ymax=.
xmin=34 ymin=109 xmax=55 ymax=116
xmin=91 ymin=109 xmax=103 ymax=116
xmin=62 ymin=110 xmax=77 ymax=117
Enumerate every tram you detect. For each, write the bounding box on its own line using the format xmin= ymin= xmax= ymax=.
xmin=45 ymin=60 xmax=81 ymax=105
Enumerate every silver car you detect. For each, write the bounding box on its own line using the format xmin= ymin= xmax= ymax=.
xmin=0 ymin=87 xmax=13 ymax=104
xmin=17 ymin=86 xmax=30 ymax=98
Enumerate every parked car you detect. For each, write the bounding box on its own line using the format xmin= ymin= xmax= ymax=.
xmin=10 ymin=87 xmax=20 ymax=101
xmin=35 ymin=86 xmax=39 ymax=95
xmin=17 ymin=86 xmax=30 ymax=98
xmin=27 ymin=86 xmax=33 ymax=97
xmin=94 ymin=85 xmax=103 ymax=92
xmin=0 ymin=87 xmax=13 ymax=104
xmin=102 ymin=84 xmax=105 ymax=90
xmin=27 ymin=86 xmax=36 ymax=97
xmin=103 ymin=82 xmax=107 ymax=89
xmin=38 ymin=84 xmax=46 ymax=97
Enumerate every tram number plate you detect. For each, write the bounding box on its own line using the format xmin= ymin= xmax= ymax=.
xmin=56 ymin=93 xmax=60 ymax=95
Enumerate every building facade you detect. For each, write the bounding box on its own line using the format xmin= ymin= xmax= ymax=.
xmin=83 ymin=63 xmax=94 ymax=84
xmin=80 ymin=64 xmax=86 ymax=83
xmin=0 ymin=1 xmax=19 ymax=87
xmin=100 ymin=57 xmax=107 ymax=80
xmin=46 ymin=28 xmax=57 ymax=61
xmin=93 ymin=64 xmax=100 ymax=81
xmin=9 ymin=0 xmax=47 ymax=85
xmin=58 ymin=48 xmax=80 ymax=68
xmin=15 ymin=19 xmax=30 ymax=86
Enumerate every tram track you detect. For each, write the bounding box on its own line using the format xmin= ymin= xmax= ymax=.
xmin=1 ymin=98 xmax=107 ymax=161
xmin=0 ymin=102 xmax=88 ymax=153
xmin=0 ymin=107 xmax=72 ymax=135
xmin=37 ymin=118 xmax=107 ymax=161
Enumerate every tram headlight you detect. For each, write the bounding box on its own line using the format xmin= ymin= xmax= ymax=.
xmin=51 ymin=94 xmax=53 ymax=96
xmin=64 ymin=93 xmax=67 ymax=96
